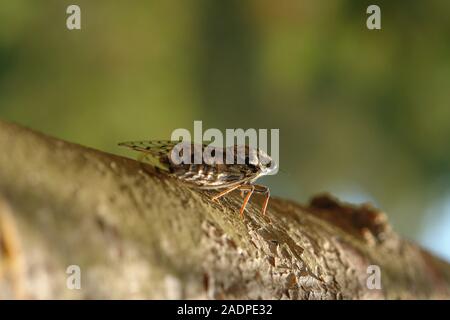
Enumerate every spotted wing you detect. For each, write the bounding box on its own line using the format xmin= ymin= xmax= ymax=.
xmin=118 ymin=140 xmax=182 ymax=156
xmin=118 ymin=140 xmax=183 ymax=172
xmin=119 ymin=141 xmax=261 ymax=189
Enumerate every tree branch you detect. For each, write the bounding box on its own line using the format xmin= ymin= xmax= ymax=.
xmin=0 ymin=120 xmax=449 ymax=299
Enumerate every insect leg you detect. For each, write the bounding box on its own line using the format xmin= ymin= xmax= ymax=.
xmin=238 ymin=185 xmax=255 ymax=218
xmin=211 ymin=184 xmax=242 ymax=201
xmin=253 ymin=185 xmax=270 ymax=216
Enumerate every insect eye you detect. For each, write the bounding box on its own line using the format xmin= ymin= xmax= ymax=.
xmin=266 ymin=161 xmax=272 ymax=168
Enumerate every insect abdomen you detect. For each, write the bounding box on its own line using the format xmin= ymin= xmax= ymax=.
xmin=170 ymin=163 xmax=258 ymax=188
xmin=171 ymin=164 xmax=219 ymax=185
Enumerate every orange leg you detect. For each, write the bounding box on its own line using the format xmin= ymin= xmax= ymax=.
xmin=238 ymin=185 xmax=255 ymax=218
xmin=253 ymin=185 xmax=270 ymax=216
xmin=212 ymin=184 xmax=270 ymax=219
xmin=261 ymin=191 xmax=270 ymax=216
xmin=211 ymin=184 xmax=242 ymax=201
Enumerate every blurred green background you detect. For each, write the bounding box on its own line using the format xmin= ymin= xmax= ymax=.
xmin=0 ymin=1 xmax=449 ymax=260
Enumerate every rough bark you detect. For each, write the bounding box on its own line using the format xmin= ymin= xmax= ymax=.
xmin=0 ymin=119 xmax=449 ymax=299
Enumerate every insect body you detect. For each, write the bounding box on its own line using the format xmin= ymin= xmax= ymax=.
xmin=118 ymin=140 xmax=277 ymax=218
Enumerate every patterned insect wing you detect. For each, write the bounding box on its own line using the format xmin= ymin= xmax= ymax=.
xmin=118 ymin=140 xmax=182 ymax=172
xmin=119 ymin=141 xmax=262 ymax=189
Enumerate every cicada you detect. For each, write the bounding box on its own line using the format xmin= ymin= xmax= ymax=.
xmin=118 ymin=140 xmax=277 ymax=218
